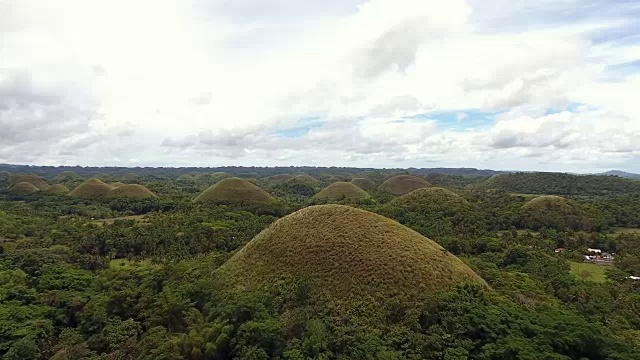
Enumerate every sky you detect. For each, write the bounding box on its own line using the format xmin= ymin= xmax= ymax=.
xmin=0 ymin=0 xmax=639 ymax=172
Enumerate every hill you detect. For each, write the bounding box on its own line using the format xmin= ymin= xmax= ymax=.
xmin=312 ymin=182 xmax=371 ymax=202
xmin=482 ymin=172 xmax=640 ymax=195
xmin=176 ymin=174 xmax=194 ymax=182
xmin=9 ymin=174 xmax=50 ymax=190
xmin=350 ymin=177 xmax=377 ymax=190
xmin=219 ymin=205 xmax=485 ymax=303
xmin=109 ymin=184 xmax=157 ymax=198
xmin=195 ymin=172 xmax=232 ymax=186
xmin=377 ymin=175 xmax=432 ymax=195
xmin=264 ymin=174 xmax=293 ymax=183
xmin=600 ymin=170 xmax=640 ymax=180
xmin=293 ymin=174 xmax=319 ymax=186
xmin=69 ymin=179 xmax=114 ymax=198
xmin=10 ymin=182 xmax=40 ymax=195
xmin=194 ymin=177 xmax=276 ymax=204
xmin=521 ymin=195 xmax=590 ymax=231
xmin=44 ymin=184 xmax=70 ymax=195
xmin=391 ymin=187 xmax=467 ymax=210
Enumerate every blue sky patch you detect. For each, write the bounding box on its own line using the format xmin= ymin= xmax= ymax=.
xmin=405 ymin=109 xmax=500 ymax=131
xmin=274 ymin=117 xmax=326 ymax=138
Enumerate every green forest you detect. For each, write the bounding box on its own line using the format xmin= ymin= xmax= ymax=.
xmin=1 ymin=168 xmax=639 ymax=359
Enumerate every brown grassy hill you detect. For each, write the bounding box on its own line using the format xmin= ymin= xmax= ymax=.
xmin=110 ymin=182 xmax=125 ymax=188
xmin=109 ymin=184 xmax=157 ymax=198
xmin=391 ymin=187 xmax=467 ymax=211
xmin=313 ymin=182 xmax=371 ymax=201
xmin=176 ymin=174 xmax=195 ymax=182
xmin=10 ymin=174 xmax=50 ymax=190
xmin=45 ymin=184 xmax=70 ymax=195
xmin=521 ymin=195 xmax=590 ymax=231
xmin=219 ymin=205 xmax=485 ymax=303
xmin=377 ymin=175 xmax=431 ymax=195
xmin=350 ymin=177 xmax=377 ymax=191
xmin=194 ymin=177 xmax=276 ymax=204
xmin=69 ymin=179 xmax=114 ymax=198
xmin=10 ymin=182 xmax=40 ymax=195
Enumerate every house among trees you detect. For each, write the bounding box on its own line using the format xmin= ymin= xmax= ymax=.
xmin=584 ymin=248 xmax=614 ymax=265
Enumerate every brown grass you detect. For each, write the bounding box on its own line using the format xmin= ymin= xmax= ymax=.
xmin=195 ymin=172 xmax=232 ymax=185
xmin=10 ymin=182 xmax=40 ymax=195
xmin=10 ymin=174 xmax=50 ymax=190
xmin=313 ymin=182 xmax=371 ymax=201
xmin=110 ymin=182 xmax=126 ymax=188
xmin=219 ymin=205 xmax=485 ymax=303
xmin=293 ymin=174 xmax=319 ymax=185
xmin=69 ymin=179 xmax=114 ymax=198
xmin=350 ymin=177 xmax=377 ymax=191
xmin=109 ymin=184 xmax=157 ymax=198
xmin=194 ymin=177 xmax=276 ymax=204
xmin=44 ymin=184 xmax=70 ymax=195
xmin=176 ymin=174 xmax=195 ymax=182
xmin=377 ymin=175 xmax=431 ymax=195
xmin=521 ymin=195 xmax=588 ymax=230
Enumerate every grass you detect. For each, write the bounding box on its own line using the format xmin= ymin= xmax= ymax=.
xmin=350 ymin=177 xmax=377 ymax=191
xmin=293 ymin=174 xmax=319 ymax=185
xmin=109 ymin=184 xmax=157 ymax=198
xmin=569 ymin=261 xmax=608 ymax=283
xmin=69 ymin=179 xmax=114 ymax=198
xmin=610 ymin=228 xmax=640 ymax=237
xmin=10 ymin=174 xmax=50 ymax=190
xmin=391 ymin=187 xmax=467 ymax=211
xmin=377 ymin=175 xmax=432 ymax=195
xmin=194 ymin=177 xmax=276 ymax=204
xmin=45 ymin=184 xmax=70 ymax=195
xmin=313 ymin=182 xmax=371 ymax=201
xmin=10 ymin=182 xmax=40 ymax=195
xmin=219 ymin=205 xmax=485 ymax=303
xmin=176 ymin=174 xmax=194 ymax=182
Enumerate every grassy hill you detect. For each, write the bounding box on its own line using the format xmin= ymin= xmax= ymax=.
xmin=10 ymin=182 xmax=40 ymax=195
xmin=377 ymin=175 xmax=431 ymax=195
xmin=219 ymin=205 xmax=485 ymax=304
xmin=44 ymin=184 xmax=70 ymax=195
xmin=194 ymin=177 xmax=275 ymax=204
xmin=312 ymin=182 xmax=371 ymax=202
xmin=350 ymin=177 xmax=377 ymax=191
xmin=109 ymin=184 xmax=157 ymax=198
xmin=69 ymin=179 xmax=114 ymax=198
xmin=9 ymin=174 xmax=50 ymax=190
xmin=521 ymin=195 xmax=590 ymax=231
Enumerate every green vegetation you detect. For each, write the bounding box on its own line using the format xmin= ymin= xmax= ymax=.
xmin=293 ymin=173 xmax=319 ymax=186
xmin=194 ymin=177 xmax=276 ymax=204
xmin=377 ymin=174 xmax=431 ymax=195
xmin=44 ymin=184 xmax=70 ymax=195
xmin=220 ymin=205 xmax=485 ymax=304
xmin=350 ymin=177 xmax=377 ymax=190
xmin=484 ymin=172 xmax=640 ymax=195
xmin=109 ymin=184 xmax=157 ymax=199
xmin=521 ymin=195 xmax=591 ymax=231
xmin=312 ymin=182 xmax=371 ymax=202
xmin=9 ymin=182 xmax=40 ymax=195
xmin=69 ymin=179 xmax=114 ymax=198
xmin=569 ymin=261 xmax=608 ymax=283
xmin=1 ymin=165 xmax=640 ymax=359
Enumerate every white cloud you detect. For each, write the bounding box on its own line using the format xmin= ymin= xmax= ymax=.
xmin=0 ymin=0 xmax=639 ymax=171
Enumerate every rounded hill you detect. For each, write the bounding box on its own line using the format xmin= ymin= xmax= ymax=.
xmin=521 ymin=195 xmax=590 ymax=231
xmin=10 ymin=174 xmax=50 ymax=190
xmin=176 ymin=174 xmax=194 ymax=182
xmin=69 ymin=179 xmax=114 ymax=198
xmin=313 ymin=182 xmax=370 ymax=202
xmin=350 ymin=177 xmax=377 ymax=191
xmin=293 ymin=174 xmax=319 ymax=186
xmin=109 ymin=182 xmax=125 ymax=188
xmin=194 ymin=177 xmax=276 ymax=204
xmin=377 ymin=175 xmax=431 ymax=195
xmin=264 ymin=174 xmax=293 ymax=183
xmin=219 ymin=205 xmax=485 ymax=303
xmin=109 ymin=184 xmax=157 ymax=198
xmin=10 ymin=182 xmax=40 ymax=195
xmin=45 ymin=184 xmax=70 ymax=195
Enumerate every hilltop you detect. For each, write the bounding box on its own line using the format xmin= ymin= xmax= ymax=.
xmin=312 ymin=182 xmax=371 ymax=202
xmin=44 ymin=184 xmax=70 ymax=195
xmin=109 ymin=184 xmax=157 ymax=198
xmin=194 ymin=177 xmax=275 ymax=204
xmin=350 ymin=177 xmax=377 ymax=190
xmin=9 ymin=174 xmax=50 ymax=190
xmin=69 ymin=179 xmax=114 ymax=198
xmin=10 ymin=182 xmax=40 ymax=195
xmin=378 ymin=175 xmax=431 ymax=195
xmin=521 ymin=195 xmax=590 ymax=231
xmin=219 ymin=205 xmax=485 ymax=304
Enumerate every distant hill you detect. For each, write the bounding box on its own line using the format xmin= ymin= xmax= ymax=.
xmin=600 ymin=170 xmax=640 ymax=180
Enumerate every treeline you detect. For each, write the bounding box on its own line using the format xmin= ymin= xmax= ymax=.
xmin=483 ymin=172 xmax=640 ymax=195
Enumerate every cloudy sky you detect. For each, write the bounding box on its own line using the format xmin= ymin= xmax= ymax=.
xmin=1 ymin=0 xmax=639 ymax=171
